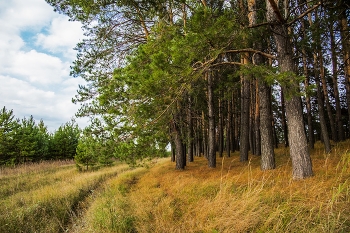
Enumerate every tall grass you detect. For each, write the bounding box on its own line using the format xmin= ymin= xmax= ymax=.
xmin=0 ymin=161 xmax=130 ymax=233
xmin=1 ymin=141 xmax=349 ymax=232
xmin=74 ymin=141 xmax=349 ymax=232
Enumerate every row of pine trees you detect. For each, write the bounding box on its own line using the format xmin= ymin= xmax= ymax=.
xmin=0 ymin=107 xmax=79 ymax=165
xmin=44 ymin=0 xmax=350 ymax=178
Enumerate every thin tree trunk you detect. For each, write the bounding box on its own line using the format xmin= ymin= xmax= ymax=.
xmin=319 ymin=53 xmax=337 ymax=142
xmin=171 ymin=141 xmax=175 ymax=162
xmin=226 ymin=97 xmax=231 ymax=157
xmin=255 ymin=80 xmax=261 ymax=156
xmin=218 ymin=98 xmax=224 ymax=157
xmin=301 ymin=19 xmax=315 ymax=149
xmin=207 ymin=72 xmax=216 ymax=168
xmin=339 ymin=2 xmax=350 ymax=135
xmin=330 ymin=19 xmax=345 ymax=141
xmin=234 ymin=90 xmax=240 ymax=151
xmin=330 ymin=22 xmax=345 ymax=141
xmin=280 ymin=89 xmax=289 ymax=147
xmin=315 ymin=73 xmax=332 ymax=153
xmin=250 ymin=80 xmax=256 ymax=155
xmin=240 ymin=70 xmax=250 ymax=162
xmin=187 ymin=96 xmax=194 ymax=162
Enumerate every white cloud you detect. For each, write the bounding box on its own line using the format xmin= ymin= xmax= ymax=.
xmin=0 ymin=75 xmax=88 ymax=131
xmin=9 ymin=50 xmax=69 ymax=84
xmin=36 ymin=16 xmax=84 ymax=59
xmin=0 ymin=0 xmax=88 ymax=131
xmin=0 ymin=0 xmax=56 ymax=30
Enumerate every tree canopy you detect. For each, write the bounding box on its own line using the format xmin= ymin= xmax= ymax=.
xmin=45 ymin=0 xmax=350 ymax=179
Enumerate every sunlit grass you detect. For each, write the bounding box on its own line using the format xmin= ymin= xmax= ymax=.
xmin=1 ymin=141 xmax=349 ymax=232
xmin=0 ymin=161 xmax=131 ymax=233
xmin=76 ymin=140 xmax=349 ymax=232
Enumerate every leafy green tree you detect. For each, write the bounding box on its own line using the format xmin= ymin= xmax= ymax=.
xmin=75 ymin=134 xmax=98 ymax=170
xmin=16 ymin=116 xmax=40 ymax=163
xmin=36 ymin=120 xmax=51 ymax=160
xmin=0 ymin=107 xmax=19 ymax=165
xmin=50 ymin=119 xmax=80 ymax=160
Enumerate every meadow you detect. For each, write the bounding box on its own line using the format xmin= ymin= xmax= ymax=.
xmin=1 ymin=141 xmax=349 ymax=232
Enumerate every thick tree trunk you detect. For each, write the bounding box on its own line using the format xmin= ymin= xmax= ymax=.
xmin=207 ymin=72 xmax=216 ymax=168
xmin=259 ymin=81 xmax=275 ymax=169
xmin=267 ymin=0 xmax=313 ymax=179
xmin=173 ymin=116 xmax=185 ymax=170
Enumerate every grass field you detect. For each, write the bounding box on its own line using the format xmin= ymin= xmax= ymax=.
xmin=1 ymin=141 xmax=349 ymax=232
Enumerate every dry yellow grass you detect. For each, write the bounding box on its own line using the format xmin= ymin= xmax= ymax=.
xmin=78 ymin=141 xmax=349 ymax=233
xmin=0 ymin=161 xmax=131 ymax=233
xmin=1 ymin=141 xmax=349 ymax=233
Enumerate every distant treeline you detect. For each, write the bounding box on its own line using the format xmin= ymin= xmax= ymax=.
xmin=0 ymin=106 xmax=79 ymax=165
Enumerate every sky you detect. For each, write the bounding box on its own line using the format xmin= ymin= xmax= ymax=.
xmin=0 ymin=0 xmax=89 ymax=132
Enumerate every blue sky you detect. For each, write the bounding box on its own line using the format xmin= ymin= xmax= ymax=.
xmin=0 ymin=0 xmax=88 ymax=131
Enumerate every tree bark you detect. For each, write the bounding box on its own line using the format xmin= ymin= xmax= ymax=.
xmin=173 ymin=115 xmax=185 ymax=170
xmin=218 ymin=97 xmax=224 ymax=157
xmin=259 ymin=81 xmax=275 ymax=169
xmin=254 ymin=80 xmax=261 ymax=156
xmin=226 ymin=97 xmax=232 ymax=157
xmin=315 ymin=72 xmax=332 ymax=153
xmin=207 ymin=72 xmax=216 ymax=168
xmin=330 ymin=22 xmax=345 ymax=141
xmin=301 ymin=19 xmax=315 ymax=149
xmin=266 ymin=0 xmax=313 ymax=179
xmin=319 ymin=53 xmax=336 ymax=142
xmin=280 ymin=89 xmax=289 ymax=147
xmin=187 ymin=95 xmax=194 ymax=162
xmin=240 ymin=70 xmax=250 ymax=162
xmin=339 ymin=2 xmax=350 ymax=134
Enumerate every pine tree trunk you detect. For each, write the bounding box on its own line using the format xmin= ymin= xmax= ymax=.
xmin=171 ymin=141 xmax=175 ymax=162
xmin=280 ymin=90 xmax=289 ymax=147
xmin=254 ymin=80 xmax=261 ymax=156
xmin=315 ymin=74 xmax=331 ymax=153
xmin=330 ymin=23 xmax=345 ymax=141
xmin=234 ymin=91 xmax=240 ymax=151
xmin=187 ymin=96 xmax=194 ymax=162
xmin=218 ymin=98 xmax=224 ymax=157
xmin=319 ymin=53 xmax=337 ymax=142
xmin=301 ymin=20 xmax=315 ymax=148
xmin=266 ymin=0 xmax=313 ymax=179
xmin=250 ymin=80 xmax=256 ymax=155
xmin=226 ymin=98 xmax=231 ymax=157
xmin=207 ymin=72 xmax=216 ymax=168
xmin=173 ymin=116 xmax=185 ymax=170
xmin=259 ymin=80 xmax=275 ymax=169
xmin=339 ymin=3 xmax=350 ymax=135
xmin=240 ymin=74 xmax=250 ymax=161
